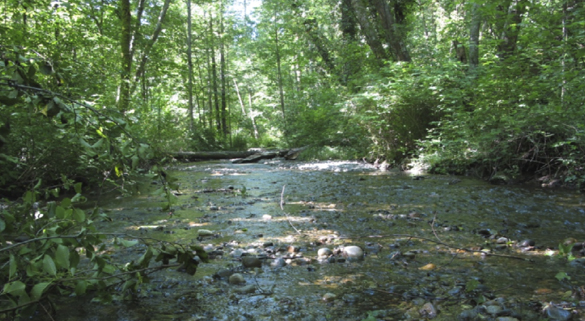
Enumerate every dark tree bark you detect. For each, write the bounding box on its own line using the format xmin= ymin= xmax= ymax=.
xmin=303 ymin=19 xmax=336 ymax=73
xmin=495 ymin=0 xmax=528 ymax=60
xmin=371 ymin=0 xmax=411 ymax=62
xmin=350 ymin=0 xmax=389 ymax=63
xmin=469 ymin=3 xmax=481 ymax=70
xmin=118 ymin=0 xmax=132 ymax=112
xmin=187 ymin=0 xmax=194 ymax=134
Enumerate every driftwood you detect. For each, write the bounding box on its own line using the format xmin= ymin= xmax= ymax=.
xmin=171 ymin=146 xmax=309 ymax=163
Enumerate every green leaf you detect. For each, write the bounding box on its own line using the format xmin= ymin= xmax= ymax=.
xmin=73 ymin=208 xmax=86 ymax=222
xmin=120 ymin=239 xmax=139 ymax=247
xmin=9 ymin=253 xmax=17 ymax=279
xmin=74 ymin=182 xmax=82 ymax=194
xmin=55 ymin=205 xmax=65 ymax=219
xmin=75 ymin=280 xmax=87 ymax=295
xmin=61 ymin=198 xmax=71 ymax=208
xmin=555 ymin=272 xmax=570 ymax=281
xmin=43 ymin=254 xmax=57 ymax=276
xmin=0 ymin=218 xmax=5 ymax=232
xmin=69 ymin=250 xmax=80 ymax=274
xmin=55 ymin=245 xmax=70 ymax=269
xmin=30 ymin=282 xmax=51 ymax=300
xmin=3 ymin=281 xmax=26 ymax=296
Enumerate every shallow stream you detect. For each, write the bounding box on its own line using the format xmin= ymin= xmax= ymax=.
xmin=54 ymin=160 xmax=585 ymax=321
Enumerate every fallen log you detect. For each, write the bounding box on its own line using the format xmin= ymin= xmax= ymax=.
xmin=171 ymin=146 xmax=309 ymax=163
xmin=172 ymin=151 xmax=256 ymax=161
xmin=232 ymin=150 xmax=288 ymax=164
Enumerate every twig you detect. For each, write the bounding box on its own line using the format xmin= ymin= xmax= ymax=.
xmin=430 ymin=211 xmax=442 ymax=242
xmin=40 ymin=302 xmax=55 ymax=321
xmin=280 ymin=185 xmax=301 ymax=234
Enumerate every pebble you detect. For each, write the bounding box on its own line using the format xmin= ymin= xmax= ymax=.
xmin=486 ymin=305 xmax=503 ymax=315
xmin=270 ymin=257 xmax=286 ymax=268
xmin=518 ymin=239 xmax=535 ymax=247
xmin=242 ymin=256 xmax=262 ymax=268
xmin=544 ymin=306 xmax=572 ymax=321
xmin=228 ymin=273 xmax=245 ymax=285
xmin=198 ymin=229 xmax=214 ymax=237
xmin=322 ymin=293 xmax=337 ymax=302
xmin=262 ymin=214 xmax=272 ymax=220
xmin=233 ymin=284 xmax=256 ymax=294
xmin=495 ymin=318 xmax=518 ymax=321
xmin=419 ymin=302 xmax=437 ymax=318
xmin=343 ymin=246 xmax=364 ymax=261
xmin=317 ymin=248 xmax=332 ymax=257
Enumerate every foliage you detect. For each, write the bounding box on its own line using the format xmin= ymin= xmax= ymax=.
xmin=0 ymin=183 xmax=208 ymax=319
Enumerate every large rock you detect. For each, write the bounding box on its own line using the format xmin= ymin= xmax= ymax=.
xmin=343 ymin=246 xmax=364 ymax=261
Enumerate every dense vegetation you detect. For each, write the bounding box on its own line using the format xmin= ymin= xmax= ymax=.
xmin=1 ymin=0 xmax=585 ymax=317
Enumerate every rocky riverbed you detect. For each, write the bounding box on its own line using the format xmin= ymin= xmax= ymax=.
xmin=51 ymin=160 xmax=585 ymax=321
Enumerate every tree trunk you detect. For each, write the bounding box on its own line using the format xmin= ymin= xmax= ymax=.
xmin=209 ymin=14 xmax=221 ymax=132
xmin=134 ymin=0 xmax=172 ymax=83
xmin=469 ymin=3 xmax=481 ymax=70
xmin=274 ymin=11 xmax=286 ymax=119
xmin=303 ymin=19 xmax=336 ymax=73
xmin=187 ymin=0 xmax=195 ymax=134
xmin=350 ymin=0 xmax=389 ymax=63
xmin=220 ymin=1 xmax=228 ymax=137
xmin=496 ymin=0 xmax=528 ymax=60
xmin=118 ymin=0 xmax=132 ymax=112
xmin=371 ymin=0 xmax=411 ymax=62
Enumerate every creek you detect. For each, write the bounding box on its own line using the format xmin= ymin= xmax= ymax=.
xmin=54 ymin=160 xmax=585 ymax=321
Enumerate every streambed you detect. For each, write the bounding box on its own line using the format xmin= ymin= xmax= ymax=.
xmin=55 ymin=160 xmax=585 ymax=321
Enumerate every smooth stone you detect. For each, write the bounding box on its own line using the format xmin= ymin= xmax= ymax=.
xmin=545 ymin=306 xmax=572 ymax=321
xmin=270 ymin=257 xmax=286 ymax=268
xmin=198 ymin=229 xmax=214 ymax=236
xmin=215 ymin=269 xmax=234 ymax=279
xmin=496 ymin=237 xmax=509 ymax=244
xmin=230 ymin=249 xmax=244 ymax=258
xmin=459 ymin=309 xmax=478 ymax=321
xmin=322 ymin=293 xmax=337 ymax=302
xmin=518 ymin=239 xmax=535 ymax=247
xmin=496 ymin=318 xmax=519 ymax=321
xmin=317 ymin=248 xmax=332 ymax=257
xmin=486 ymin=305 xmax=503 ymax=315
xmin=228 ymin=273 xmax=245 ymax=285
xmin=343 ymin=246 xmax=364 ymax=261
xmin=233 ymin=284 xmax=256 ymax=294
xmin=242 ymin=256 xmax=262 ymax=268
xmin=419 ymin=302 xmax=437 ymax=318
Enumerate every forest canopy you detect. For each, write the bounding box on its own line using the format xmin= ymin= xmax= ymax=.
xmin=1 ymin=0 xmax=585 ymax=195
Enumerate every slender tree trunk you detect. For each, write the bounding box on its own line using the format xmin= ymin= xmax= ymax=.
xmin=209 ymin=14 xmax=221 ymax=132
xmin=187 ymin=0 xmax=195 ymax=134
xmin=134 ymin=0 xmax=172 ymax=83
xmin=118 ymin=0 xmax=132 ymax=112
xmin=247 ymin=90 xmax=258 ymax=140
xmin=274 ymin=12 xmax=285 ymax=119
xmin=468 ymin=3 xmax=481 ymax=71
xmin=220 ymin=1 xmax=228 ymax=136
